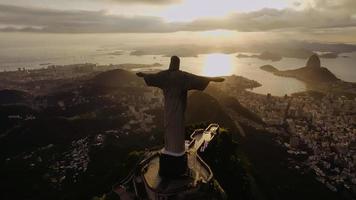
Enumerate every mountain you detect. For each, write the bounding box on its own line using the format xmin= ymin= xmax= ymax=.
xmin=261 ymin=54 xmax=339 ymax=83
xmin=306 ymin=54 xmax=321 ymax=68
xmin=258 ymin=51 xmax=282 ymax=62
xmin=90 ymin=69 xmax=144 ymax=88
xmin=205 ymin=85 xmax=264 ymax=125
xmin=186 ymin=91 xmax=237 ymax=132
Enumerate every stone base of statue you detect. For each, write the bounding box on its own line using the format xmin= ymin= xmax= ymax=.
xmin=159 ymin=153 xmax=188 ymax=178
xmin=113 ymin=124 xmax=226 ymax=200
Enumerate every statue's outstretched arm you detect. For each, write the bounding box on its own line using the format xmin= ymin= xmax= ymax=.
xmin=137 ymin=72 xmax=164 ymax=88
xmin=186 ymin=73 xmax=224 ymax=91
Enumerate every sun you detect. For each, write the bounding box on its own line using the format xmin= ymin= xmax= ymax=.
xmin=201 ymin=53 xmax=234 ymax=77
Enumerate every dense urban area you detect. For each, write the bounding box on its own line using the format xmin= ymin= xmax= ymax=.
xmin=0 ymin=62 xmax=355 ymax=199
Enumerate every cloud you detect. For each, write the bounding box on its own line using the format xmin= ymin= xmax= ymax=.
xmin=293 ymin=2 xmax=302 ymax=7
xmin=0 ymin=4 xmax=180 ymax=33
xmin=108 ymin=0 xmax=182 ymax=5
xmin=298 ymin=0 xmax=356 ymax=20
xmin=183 ymin=3 xmax=356 ymax=32
xmin=0 ymin=1 xmax=356 ymax=33
xmin=308 ymin=0 xmax=356 ymax=12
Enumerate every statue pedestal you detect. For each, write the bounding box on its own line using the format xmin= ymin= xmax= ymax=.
xmin=159 ymin=153 xmax=188 ymax=178
xmin=141 ymin=150 xmax=212 ymax=199
xmin=140 ymin=124 xmax=219 ymax=199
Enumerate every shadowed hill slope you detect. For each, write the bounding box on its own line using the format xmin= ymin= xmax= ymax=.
xmin=205 ymin=85 xmax=264 ymax=125
xmin=186 ymin=91 xmax=238 ymax=132
xmin=90 ymin=69 xmax=144 ymax=88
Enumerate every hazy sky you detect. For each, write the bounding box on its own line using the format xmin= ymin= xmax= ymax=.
xmin=0 ymin=0 xmax=356 ymax=43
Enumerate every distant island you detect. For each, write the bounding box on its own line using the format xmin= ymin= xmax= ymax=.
xmin=237 ymin=51 xmax=346 ymax=62
xmin=237 ymin=51 xmax=282 ymax=62
xmin=318 ymin=52 xmax=339 ymax=59
xmin=260 ymin=54 xmax=356 ymax=97
xmin=107 ymin=50 xmax=124 ymax=56
xmin=126 ymin=41 xmax=356 ymax=59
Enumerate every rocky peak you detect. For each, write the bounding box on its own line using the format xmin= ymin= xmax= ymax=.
xmin=306 ymin=54 xmax=321 ymax=68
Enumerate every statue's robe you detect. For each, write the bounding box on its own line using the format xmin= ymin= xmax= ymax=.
xmin=144 ymin=70 xmax=210 ymax=155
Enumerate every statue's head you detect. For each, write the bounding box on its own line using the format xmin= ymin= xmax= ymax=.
xmin=169 ymin=56 xmax=180 ymax=71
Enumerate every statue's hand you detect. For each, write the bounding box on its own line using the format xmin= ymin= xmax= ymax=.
xmin=136 ymin=72 xmax=145 ymax=77
xmin=211 ymin=77 xmax=225 ymax=82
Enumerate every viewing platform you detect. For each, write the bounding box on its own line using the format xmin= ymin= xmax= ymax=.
xmin=114 ymin=124 xmax=221 ymax=200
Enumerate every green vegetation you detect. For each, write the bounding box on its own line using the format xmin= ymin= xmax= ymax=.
xmin=201 ymin=127 xmax=253 ymax=199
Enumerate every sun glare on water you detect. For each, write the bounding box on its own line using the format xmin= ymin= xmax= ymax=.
xmin=201 ymin=53 xmax=234 ymax=77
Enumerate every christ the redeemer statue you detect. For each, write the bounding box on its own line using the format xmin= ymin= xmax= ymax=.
xmin=136 ymin=56 xmax=224 ymax=178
